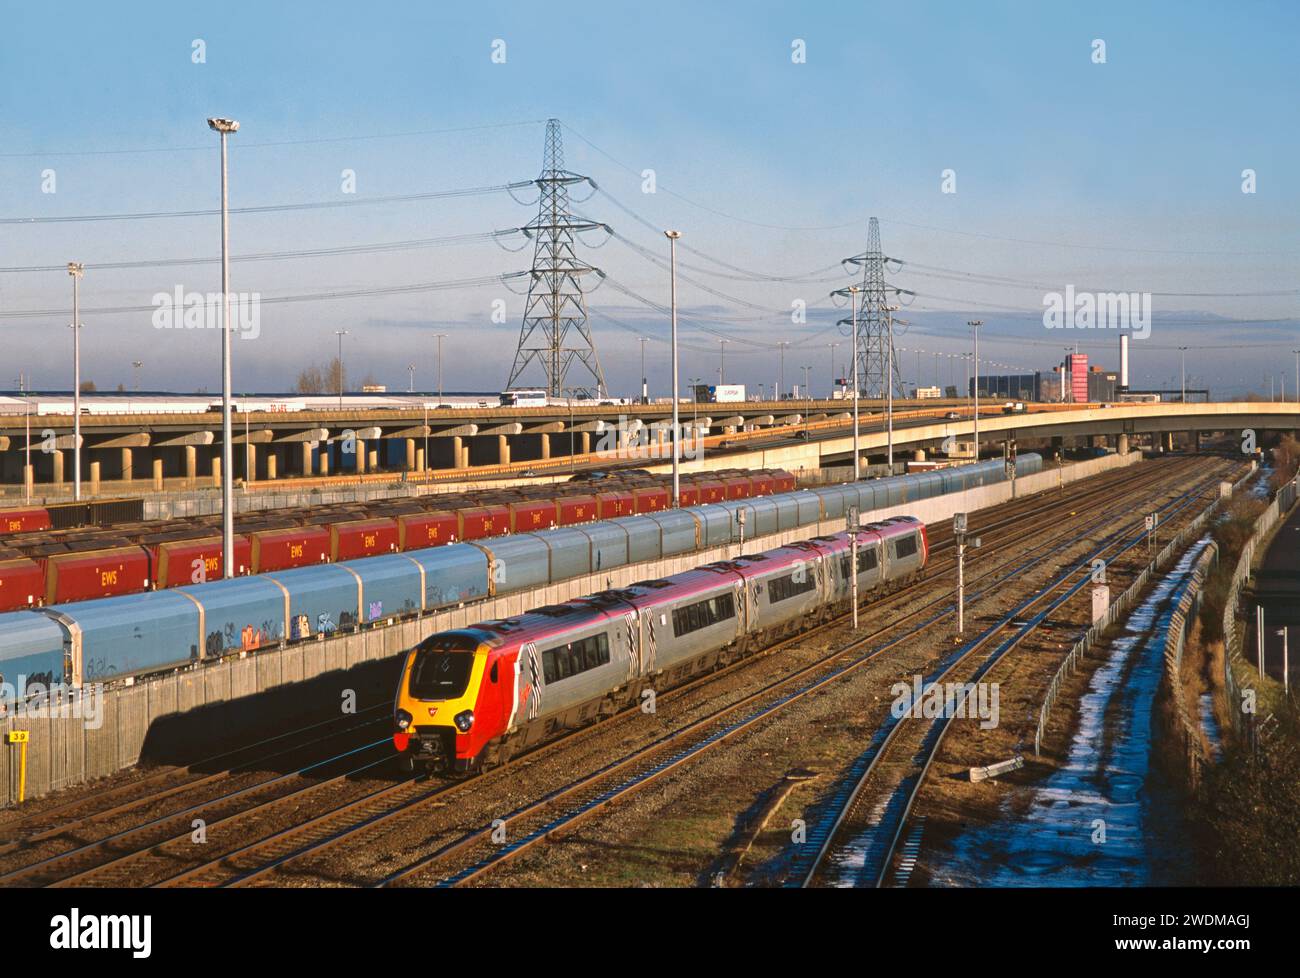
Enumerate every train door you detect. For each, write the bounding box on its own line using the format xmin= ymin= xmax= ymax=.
xmin=638 ymin=606 xmax=659 ymax=677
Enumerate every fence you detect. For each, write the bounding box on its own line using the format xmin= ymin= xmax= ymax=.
xmin=1032 ymin=467 xmax=1259 ymax=755
xmin=1218 ymin=478 xmax=1298 ymax=736
xmin=1163 ymin=544 xmax=1220 ymax=788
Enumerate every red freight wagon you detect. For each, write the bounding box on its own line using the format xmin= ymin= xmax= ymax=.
xmin=0 ymin=508 xmax=52 ymax=535
xmin=510 ymin=499 xmax=559 ymax=533
xmin=456 ymin=505 xmax=511 ymax=542
xmin=46 ymin=546 xmax=150 ymax=604
xmin=696 ymin=480 xmax=726 ymax=504
xmin=770 ymin=470 xmax=796 ymax=493
xmin=632 ymin=486 xmax=670 ymax=514
xmin=676 ymin=483 xmax=701 ymax=508
xmin=154 ymin=535 xmax=252 ymax=587
xmin=397 ymin=511 xmax=458 ymax=551
xmin=749 ymin=474 xmax=776 ymax=497
xmin=724 ymin=477 xmax=751 ymax=500
xmin=595 ymin=490 xmax=636 ymax=520
xmin=330 ymin=518 xmax=399 ymax=562
xmin=555 ymin=494 xmax=598 ymax=526
xmin=250 ymin=526 xmax=330 ymax=573
xmin=0 ymin=557 xmax=44 ymax=610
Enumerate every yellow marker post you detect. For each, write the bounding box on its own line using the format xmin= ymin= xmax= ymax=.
xmin=7 ymin=731 xmax=29 ymax=803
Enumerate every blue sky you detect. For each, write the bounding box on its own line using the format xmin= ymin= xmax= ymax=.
xmin=1 ymin=0 xmax=1296 ymax=397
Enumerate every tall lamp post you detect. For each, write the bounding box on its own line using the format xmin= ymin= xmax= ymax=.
xmin=718 ymin=338 xmax=730 ymax=387
xmin=886 ymin=305 xmax=900 ymax=476
xmin=666 ymin=230 xmax=682 ymax=507
xmin=777 ymin=340 xmax=789 ymax=401
xmin=847 ymin=287 xmax=861 ymax=482
xmin=968 ymin=320 xmax=983 ymax=461
xmin=67 ymin=262 xmax=84 ymax=501
xmin=434 ymin=332 xmax=448 ymax=403
xmin=207 ymin=117 xmax=239 ymax=578
xmin=334 ymin=329 xmax=348 ymax=409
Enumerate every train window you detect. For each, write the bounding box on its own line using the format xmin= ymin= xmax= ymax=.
xmin=839 ymin=547 xmax=879 ymax=578
xmin=671 ymin=592 xmax=737 ymax=637
xmin=541 ymin=632 xmax=611 ymax=684
xmin=490 ymin=661 xmax=499 ymax=684
xmin=768 ymin=569 xmax=817 ymax=603
xmin=894 ymin=534 xmax=918 ymax=560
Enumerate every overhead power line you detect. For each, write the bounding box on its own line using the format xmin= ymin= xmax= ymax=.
xmin=0 ymin=181 xmax=536 ymax=225
xmin=0 ymin=229 xmax=525 ymax=274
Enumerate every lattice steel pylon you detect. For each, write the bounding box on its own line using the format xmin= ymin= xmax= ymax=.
xmin=506 ymin=119 xmax=608 ymax=398
xmin=833 ymin=217 xmax=903 ymax=398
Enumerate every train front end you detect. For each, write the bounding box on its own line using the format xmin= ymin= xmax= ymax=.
xmin=393 ymin=630 xmax=498 ymax=774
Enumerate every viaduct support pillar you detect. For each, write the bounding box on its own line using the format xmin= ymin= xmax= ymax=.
xmin=121 ymin=447 xmax=134 ymax=482
xmin=498 ymin=435 xmax=510 ymax=466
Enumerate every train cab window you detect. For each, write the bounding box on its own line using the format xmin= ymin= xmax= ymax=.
xmin=671 ymin=592 xmax=736 ymax=637
xmin=541 ymin=632 xmax=611 ymax=684
xmin=408 ymin=634 xmax=479 ymax=700
xmin=490 ymin=661 xmax=499 ymax=684
xmin=893 ymin=534 xmax=918 ymax=560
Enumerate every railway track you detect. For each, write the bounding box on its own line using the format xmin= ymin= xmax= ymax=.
xmin=792 ymin=461 xmax=1237 ymax=888
xmin=0 ymin=456 xmax=1207 ymax=887
xmin=393 ymin=464 xmax=1228 ymax=887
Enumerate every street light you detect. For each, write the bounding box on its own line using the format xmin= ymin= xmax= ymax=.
xmin=886 ymin=305 xmax=900 ymax=475
xmin=639 ymin=336 xmax=649 ymax=404
xmin=407 ymin=362 xmax=416 ymax=393
xmin=334 ymin=329 xmax=348 ymax=409
xmin=847 ymin=287 xmax=861 ymax=481
xmin=132 ymin=360 xmax=143 ymax=392
xmin=968 ymin=321 xmax=983 ymax=461
xmin=718 ymin=338 xmax=730 ymax=387
xmin=434 ymin=333 xmax=448 ymax=403
xmin=67 ymin=262 xmax=84 ymax=501
xmin=1178 ymin=346 xmax=1189 ymax=403
xmin=666 ymin=230 xmax=682 ymax=507
xmin=777 ymin=340 xmax=790 ymax=401
xmin=207 ymin=116 xmax=239 ymax=578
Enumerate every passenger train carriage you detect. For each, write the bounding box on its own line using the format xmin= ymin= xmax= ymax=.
xmin=392 ymin=517 xmax=928 ymax=772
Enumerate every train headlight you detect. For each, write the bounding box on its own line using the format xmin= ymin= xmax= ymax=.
xmin=454 ymin=710 xmax=474 ymax=733
xmin=395 ymin=709 xmax=412 ymax=731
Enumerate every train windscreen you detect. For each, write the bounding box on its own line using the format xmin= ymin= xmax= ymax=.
xmin=409 ymin=634 xmax=478 ymax=700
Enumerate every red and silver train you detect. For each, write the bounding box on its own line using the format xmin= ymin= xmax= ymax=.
xmin=392 ymin=516 xmax=928 ymax=773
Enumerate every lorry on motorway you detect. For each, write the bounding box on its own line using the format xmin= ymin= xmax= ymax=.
xmin=693 ymin=384 xmax=746 ymax=403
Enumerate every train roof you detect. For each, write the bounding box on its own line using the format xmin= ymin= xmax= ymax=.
xmin=0 ymin=611 xmax=64 ymax=665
